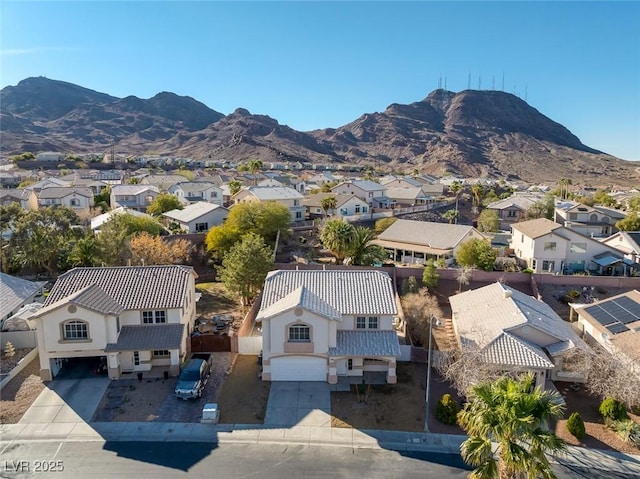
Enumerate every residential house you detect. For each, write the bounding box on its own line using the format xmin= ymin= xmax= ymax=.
xmin=570 ymin=291 xmax=640 ymax=375
xmin=383 ymin=186 xmax=433 ymax=208
xmin=554 ymin=201 xmax=625 ymax=238
xmin=600 ymin=231 xmax=640 ymax=264
xmin=331 ymin=180 xmax=392 ymax=208
xmin=486 ymin=193 xmax=543 ymax=230
xmin=256 ymin=269 xmax=401 ymax=384
xmin=140 ymin=174 xmax=187 ymax=192
xmin=0 ymin=273 xmax=46 ymax=324
xmin=303 ymin=193 xmax=370 ymax=220
xmin=168 ymin=182 xmax=223 ymax=206
xmin=0 ymin=189 xmax=31 ymax=210
xmin=510 ymin=218 xmax=634 ymax=275
xmin=29 ymin=187 xmax=94 ymax=212
xmin=110 ymin=185 xmax=160 ymax=212
xmin=450 ymin=282 xmax=589 ymax=387
xmin=32 ymin=265 xmax=198 ymax=381
xmin=233 ymin=186 xmax=306 ymax=222
xmin=23 ymin=177 xmax=68 ymax=193
xmin=57 ymin=173 xmax=109 ymax=195
xmin=380 ymin=176 xmax=444 ymax=197
xmin=163 ymin=202 xmax=229 ymax=233
xmin=372 ymin=219 xmax=487 ymax=264
xmin=36 ymin=152 xmax=65 ymax=162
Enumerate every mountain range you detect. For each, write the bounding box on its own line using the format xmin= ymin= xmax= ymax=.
xmin=1 ymin=76 xmax=638 ymax=186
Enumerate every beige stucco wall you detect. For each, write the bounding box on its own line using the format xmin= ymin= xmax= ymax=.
xmin=264 ymin=309 xmax=333 ymax=358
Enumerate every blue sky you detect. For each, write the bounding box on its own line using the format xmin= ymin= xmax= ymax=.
xmin=2 ymin=1 xmax=639 ymax=161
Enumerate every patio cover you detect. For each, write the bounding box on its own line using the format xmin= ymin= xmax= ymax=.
xmin=105 ymin=324 xmax=185 ymax=352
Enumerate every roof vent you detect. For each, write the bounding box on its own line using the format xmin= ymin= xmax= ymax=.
xmin=503 ymin=289 xmax=512 ymax=299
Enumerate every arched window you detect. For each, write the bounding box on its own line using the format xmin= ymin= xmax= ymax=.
xmin=70 ymin=198 xmax=80 ymax=206
xmin=63 ymin=320 xmax=89 ymax=340
xmin=590 ymin=213 xmax=598 ymax=222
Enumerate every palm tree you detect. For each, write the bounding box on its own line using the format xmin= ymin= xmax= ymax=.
xmin=320 ymin=219 xmax=354 ymax=264
xmin=320 ymin=196 xmax=337 ymax=218
xmin=229 ymin=180 xmax=242 ymax=197
xmin=347 ymin=226 xmax=386 ymax=266
xmin=471 ymin=184 xmax=484 ymax=207
xmin=248 ymin=159 xmax=263 ymax=185
xmin=442 ymin=209 xmax=459 ymax=224
xmin=450 ymin=180 xmax=463 ymax=224
xmin=458 ymin=374 xmax=566 ymax=479
xmin=69 ymin=235 xmax=100 ymax=267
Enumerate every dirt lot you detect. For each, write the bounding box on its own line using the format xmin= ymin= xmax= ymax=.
xmin=0 ymin=355 xmax=45 ymax=424
xmin=554 ymin=381 xmax=640 ymax=455
xmin=216 ymin=355 xmax=270 ymax=424
xmin=196 ymin=282 xmax=245 ymax=323
xmin=331 ymin=362 xmax=465 ymax=434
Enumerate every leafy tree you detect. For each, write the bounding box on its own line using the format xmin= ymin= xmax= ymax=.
xmin=616 ymin=213 xmax=640 ymax=231
xmin=218 ymin=232 xmax=273 ymax=305
xmin=476 ymin=209 xmax=499 ymax=233
xmin=94 ymin=186 xmax=111 ymax=213
xmin=95 ymin=213 xmax=163 ymax=265
xmin=627 ymin=194 xmax=640 ymax=212
xmin=456 ymin=239 xmax=496 ymax=271
xmin=320 ymin=180 xmax=339 ymax=193
xmin=566 ymin=412 xmax=586 ymax=440
xmin=146 ymin=194 xmax=183 ymax=216
xmin=320 ymin=196 xmax=337 ymax=217
xmin=374 ymin=217 xmax=397 ymax=234
xmin=482 ymin=188 xmax=500 ymax=206
xmin=436 ymin=394 xmax=459 ymax=425
xmin=442 ymin=209 xmax=459 ymax=224
xmin=422 ymin=260 xmax=439 ymax=290
xmin=320 ymin=219 xmax=355 ymax=264
xmin=458 ymin=374 xmax=566 ymax=479
xmin=9 ymin=207 xmax=82 ymax=276
xmin=205 ymin=225 xmax=242 ymax=260
xmin=229 ymin=180 xmax=242 ymax=196
xmin=347 ymin=226 xmax=386 ymax=266
xmin=129 ymin=232 xmax=191 ymax=265
xmin=593 ymin=190 xmax=617 ymax=207
xmin=127 ymin=177 xmax=141 ymax=184
xmin=527 ymin=194 xmax=555 ymax=220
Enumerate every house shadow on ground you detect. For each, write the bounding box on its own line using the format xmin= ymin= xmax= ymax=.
xmin=101 ymin=441 xmax=218 ymax=472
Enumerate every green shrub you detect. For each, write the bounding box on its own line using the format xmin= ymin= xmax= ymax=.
xmin=611 ymin=419 xmax=640 ymax=447
xmin=566 ymin=412 xmax=586 ymax=440
xmin=436 ymin=393 xmax=459 ymax=425
xmin=599 ymin=397 xmax=628 ymax=421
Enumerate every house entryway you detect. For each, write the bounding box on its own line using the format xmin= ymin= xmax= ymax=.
xmin=264 ymin=382 xmax=331 ymax=427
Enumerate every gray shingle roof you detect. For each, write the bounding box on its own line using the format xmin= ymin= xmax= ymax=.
xmin=259 ymin=270 xmax=397 ymax=316
xmin=163 ymin=202 xmax=226 ymax=223
xmin=38 ymin=186 xmax=93 ymax=199
xmin=376 ymin=219 xmax=483 ymax=250
xmin=105 ymin=324 xmax=185 ymax=351
xmin=45 ymin=266 xmax=195 ymax=310
xmin=257 ymin=286 xmax=342 ymax=321
xmin=0 ymin=273 xmax=44 ymax=319
xmin=482 ymin=332 xmax=554 ymax=369
xmin=329 ymin=330 xmax=401 ymax=356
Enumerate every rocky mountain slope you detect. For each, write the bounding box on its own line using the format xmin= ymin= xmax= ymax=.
xmin=1 ymin=77 xmax=637 ymax=185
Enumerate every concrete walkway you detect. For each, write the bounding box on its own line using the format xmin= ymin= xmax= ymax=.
xmin=264 ymin=382 xmax=332 ymax=427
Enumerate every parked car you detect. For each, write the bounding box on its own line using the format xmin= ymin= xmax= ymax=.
xmin=174 ymin=355 xmax=211 ymax=400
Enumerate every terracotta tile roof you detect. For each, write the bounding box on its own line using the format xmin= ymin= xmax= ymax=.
xmin=482 ymin=332 xmax=554 ymax=369
xmin=510 ymin=218 xmax=563 ymax=239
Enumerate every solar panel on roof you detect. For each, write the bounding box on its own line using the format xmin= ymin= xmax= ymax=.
xmin=617 ymin=312 xmax=638 ymax=325
xmin=606 ymin=322 xmax=630 ymax=335
xmin=614 ymin=296 xmax=640 ymax=319
xmin=584 ymin=305 xmax=617 ymax=326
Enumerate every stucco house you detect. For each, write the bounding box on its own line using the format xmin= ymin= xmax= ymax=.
xmin=372 ymin=219 xmax=487 ymax=264
xmin=32 ymin=265 xmax=197 ymax=381
xmin=510 ymin=217 xmax=633 ymax=275
xmin=554 ymin=201 xmax=625 ymax=238
xmin=0 ymin=273 xmax=46 ymax=324
xmin=450 ymin=282 xmax=590 ymax=387
xmin=0 ymin=189 xmax=31 ymax=210
xmin=29 ymin=186 xmax=94 ymax=212
xmin=233 ymin=186 xmax=306 ymax=222
xmin=168 ymin=181 xmax=224 ymax=207
xmin=110 ymin=185 xmax=160 ymax=212
xmin=600 ymin=231 xmax=640 ymax=264
xmin=303 ymin=193 xmax=370 ymax=220
xmin=570 ymin=290 xmax=640 ymax=373
xmin=163 ymin=202 xmax=229 ymax=233
xmin=331 ymin=180 xmax=392 ymax=208
xmin=257 ymin=269 xmax=401 ymax=384
xmin=485 ymin=193 xmax=543 ymax=230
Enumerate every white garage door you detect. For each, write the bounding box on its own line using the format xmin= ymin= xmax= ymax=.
xmin=270 ymin=356 xmax=327 ymax=381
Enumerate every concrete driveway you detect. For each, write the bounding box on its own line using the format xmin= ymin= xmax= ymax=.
xmin=264 ymin=382 xmax=331 ymax=427
xmin=19 ymin=377 xmax=109 ymax=426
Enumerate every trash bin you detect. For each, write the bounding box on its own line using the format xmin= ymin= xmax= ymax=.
xmin=201 ymin=403 xmax=219 ymax=424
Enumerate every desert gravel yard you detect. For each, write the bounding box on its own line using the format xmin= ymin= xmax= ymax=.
xmin=216 ymin=355 xmax=270 ymax=424
xmin=0 ymin=354 xmax=45 ymax=424
xmin=92 ymin=352 xmax=233 ymax=422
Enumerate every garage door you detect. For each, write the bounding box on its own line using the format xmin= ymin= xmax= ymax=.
xmin=270 ymin=356 xmax=327 ymax=381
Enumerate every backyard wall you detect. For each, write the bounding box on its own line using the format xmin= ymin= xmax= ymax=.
xmin=1 ymin=330 xmax=37 ymax=350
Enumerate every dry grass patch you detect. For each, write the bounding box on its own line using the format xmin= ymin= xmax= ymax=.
xmin=0 ymin=355 xmax=45 ymax=424
xmin=217 ymin=355 xmax=270 ymax=424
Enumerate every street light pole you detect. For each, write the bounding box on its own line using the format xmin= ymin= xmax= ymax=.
xmin=424 ymin=314 xmax=439 ymax=432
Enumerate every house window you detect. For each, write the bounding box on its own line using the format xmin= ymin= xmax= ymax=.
xmin=63 ymin=320 xmax=88 ymax=340
xmin=355 ymin=205 xmax=361 ymax=214
xmin=295 ymin=211 xmax=303 ymax=219
xmin=70 ymin=198 xmax=80 ymax=206
xmin=133 ymin=351 xmax=140 ymax=366
xmin=521 ymin=234 xmax=524 ymax=242
xmin=211 ymin=191 xmax=218 ymax=198
xmin=356 ymin=316 xmax=366 ymax=329
xmin=590 ymin=214 xmax=598 ymax=222
xmin=570 ymin=243 xmax=587 ymax=253
xmin=362 ymin=206 xmax=367 ymax=213
xmin=543 ymin=242 xmax=557 ymax=251
xmin=153 ymin=350 xmax=170 ymax=358
xmin=507 ymin=210 xmax=517 ymax=217
xmin=288 ymin=324 xmax=310 ymax=342
xmin=569 ymin=213 xmax=578 ymax=221
xmin=347 ymin=359 xmax=353 ymax=371
xmin=144 ymin=195 xmax=154 ymax=204
xmin=542 ymin=260 xmax=555 ymax=272
xmin=368 ymin=192 xmax=373 ymax=197
xmin=294 ymin=199 xmax=300 ymax=206
xmin=195 ymin=222 xmax=208 ymax=232
xmin=368 ymin=316 xmax=378 ymax=329
xmin=116 ymin=316 xmax=120 ymax=333
xmin=142 ymin=310 xmax=166 ymax=324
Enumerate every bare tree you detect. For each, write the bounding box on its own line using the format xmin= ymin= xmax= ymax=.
xmin=400 ymin=289 xmax=442 ymax=347
xmin=456 ymin=266 xmax=473 ymax=292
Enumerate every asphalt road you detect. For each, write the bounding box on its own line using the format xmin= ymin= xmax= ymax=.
xmin=0 ymin=441 xmax=470 ymax=479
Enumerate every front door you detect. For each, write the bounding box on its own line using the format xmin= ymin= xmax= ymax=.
xmin=336 ymin=359 xmax=347 ymax=376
